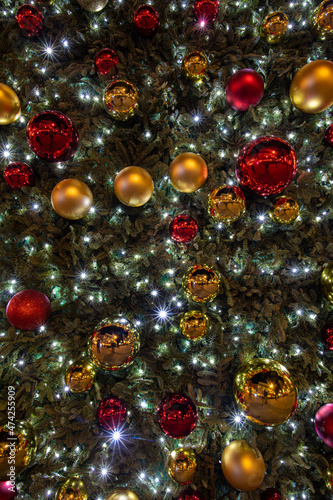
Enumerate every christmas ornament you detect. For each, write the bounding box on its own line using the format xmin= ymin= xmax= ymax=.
xmin=133 ymin=5 xmax=160 ymax=37
xmin=193 ymin=0 xmax=219 ymax=23
xmin=97 ymin=395 xmax=127 ymax=431
xmin=27 ymin=111 xmax=79 ymax=162
xmin=169 ymin=153 xmax=208 ymax=193
xmin=0 ymin=83 xmax=21 ymax=125
xmin=0 ymin=422 xmax=37 ymax=481
xmin=321 ymin=262 xmax=333 ymax=304
xmin=157 ymin=393 xmax=198 ymax=439
xmin=269 ymin=197 xmax=299 ymax=224
xmin=105 ymin=489 xmax=139 ymax=500
xmin=260 ymin=488 xmax=282 ymax=500
xmin=182 ymin=52 xmax=208 ymax=81
xmin=236 ymin=136 xmax=297 ymax=197
xmin=16 ymin=5 xmax=44 ymax=37
xmin=315 ymin=403 xmax=333 ymax=448
xmin=76 ymin=0 xmax=108 ymax=12
xmin=180 ymin=310 xmax=209 ymax=341
xmin=4 ymin=162 xmax=34 ymax=190
xmin=56 ymin=477 xmax=88 ymax=500
xmin=233 ymin=358 xmax=298 ymax=426
xmin=103 ymin=80 xmax=139 ymax=121
xmin=65 ymin=358 xmax=96 ymax=393
xmin=311 ymin=0 xmax=333 ymax=40
xmin=168 ymin=448 xmax=197 ymax=484
xmin=325 ymin=124 xmax=333 ymax=147
xmin=88 ymin=318 xmax=140 ymax=371
xmin=222 ymin=440 xmax=265 ymax=492
xmin=324 ymin=457 xmax=333 ymax=493
xmin=322 ymin=324 xmax=333 ymax=351
xmin=0 ymin=481 xmax=17 ymax=500
xmin=114 ymin=166 xmax=153 ymax=207
xmin=169 ymin=214 xmax=198 ymax=244
xmin=178 ymin=490 xmax=204 ymax=500
xmin=289 ymin=60 xmax=333 ymax=114
xmin=95 ymin=48 xmax=119 ymax=77
xmin=208 ymin=185 xmax=246 ymax=223
xmin=51 ymin=179 xmax=93 ymax=220
xmin=6 ymin=289 xmax=51 ymax=331
xmin=182 ymin=264 xmax=220 ymax=303
xmin=260 ymin=12 xmax=289 ymax=44
xmin=226 ymin=69 xmax=264 ymax=112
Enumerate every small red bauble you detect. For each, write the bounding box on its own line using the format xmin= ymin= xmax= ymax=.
xmin=0 ymin=481 xmax=17 ymax=500
xmin=97 ymin=395 xmax=127 ymax=431
xmin=4 ymin=162 xmax=35 ymax=190
xmin=193 ymin=0 xmax=219 ymax=23
xmin=169 ymin=215 xmax=198 ymax=244
xmin=178 ymin=489 xmax=204 ymax=500
xmin=16 ymin=5 xmax=44 ymax=38
xmin=133 ymin=5 xmax=160 ymax=37
xmin=27 ymin=111 xmax=79 ymax=162
xmin=95 ymin=48 xmax=119 ymax=77
xmin=315 ymin=403 xmax=333 ymax=448
xmin=157 ymin=393 xmax=198 ymax=439
xmin=6 ymin=290 xmax=51 ymax=331
xmin=322 ymin=324 xmax=333 ymax=351
xmin=261 ymin=488 xmax=282 ymax=500
xmin=226 ymin=69 xmax=264 ymax=112
xmin=325 ymin=124 xmax=333 ymax=147
xmin=236 ymin=136 xmax=297 ymax=197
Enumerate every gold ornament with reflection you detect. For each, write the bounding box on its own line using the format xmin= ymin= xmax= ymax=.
xmin=182 ymin=265 xmax=221 ymax=303
xmin=76 ymin=0 xmax=108 ymax=12
xmin=168 ymin=448 xmax=197 ymax=485
xmin=208 ymin=185 xmax=246 ymax=223
xmin=233 ymin=358 xmax=298 ymax=426
xmin=182 ymin=51 xmax=208 ymax=81
xmin=114 ymin=166 xmax=154 ymax=207
xmin=105 ymin=489 xmax=139 ymax=500
xmin=0 ymin=422 xmax=37 ymax=480
xmin=221 ymin=440 xmax=265 ymax=492
xmin=65 ymin=358 xmax=96 ymax=393
xmin=51 ymin=179 xmax=93 ymax=220
xmin=269 ymin=196 xmax=299 ymax=224
xmin=321 ymin=262 xmax=333 ymax=304
xmin=56 ymin=476 xmax=88 ymax=500
xmin=169 ymin=153 xmax=208 ymax=193
xmin=324 ymin=457 xmax=333 ymax=493
xmin=260 ymin=11 xmax=289 ymax=44
xmin=180 ymin=310 xmax=209 ymax=341
xmin=311 ymin=0 xmax=333 ymax=40
xmin=0 ymin=83 xmax=21 ymax=125
xmin=104 ymin=79 xmax=139 ymax=120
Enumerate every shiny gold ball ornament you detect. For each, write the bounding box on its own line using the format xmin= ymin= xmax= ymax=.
xmin=104 ymin=79 xmax=139 ymax=121
xmin=182 ymin=51 xmax=208 ymax=81
xmin=269 ymin=196 xmax=299 ymax=224
xmin=169 ymin=153 xmax=208 ymax=193
xmin=168 ymin=448 xmax=197 ymax=485
xmin=51 ymin=179 xmax=93 ymax=220
xmin=56 ymin=476 xmax=88 ymax=500
xmin=290 ymin=60 xmax=333 ymax=114
xmin=114 ymin=166 xmax=154 ymax=207
xmin=324 ymin=457 xmax=333 ymax=493
xmin=208 ymin=185 xmax=246 ymax=223
xmin=0 ymin=421 xmax=37 ymax=480
xmin=321 ymin=262 xmax=333 ymax=304
xmin=180 ymin=310 xmax=209 ymax=341
xmin=0 ymin=83 xmax=21 ymax=125
xmin=183 ymin=264 xmax=221 ymax=303
xmin=105 ymin=489 xmax=139 ymax=500
xmin=76 ymin=0 xmax=108 ymax=12
xmin=221 ymin=440 xmax=265 ymax=492
xmin=65 ymin=358 xmax=96 ymax=393
xmin=233 ymin=358 xmax=298 ymax=426
xmin=260 ymin=11 xmax=289 ymax=44
xmin=311 ymin=0 xmax=333 ymax=40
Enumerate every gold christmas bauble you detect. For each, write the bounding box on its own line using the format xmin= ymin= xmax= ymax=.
xmin=311 ymin=0 xmax=333 ymax=40
xmin=88 ymin=318 xmax=140 ymax=371
xmin=104 ymin=79 xmax=139 ymax=120
xmin=114 ymin=166 xmax=154 ymax=207
xmin=180 ymin=310 xmax=209 ymax=341
xmin=0 ymin=421 xmax=37 ymax=480
xmin=182 ymin=51 xmax=208 ymax=81
xmin=290 ymin=60 xmax=333 ymax=114
xmin=56 ymin=476 xmax=88 ymax=500
xmin=260 ymin=11 xmax=289 ymax=44
xmin=76 ymin=0 xmax=108 ymax=12
xmin=51 ymin=179 xmax=93 ymax=220
xmin=182 ymin=264 xmax=221 ymax=303
xmin=169 ymin=153 xmax=208 ymax=193
xmin=0 ymin=83 xmax=21 ymax=125
xmin=233 ymin=358 xmax=298 ymax=426
xmin=105 ymin=489 xmax=139 ymax=500
xmin=208 ymin=185 xmax=246 ymax=223
xmin=321 ymin=262 xmax=333 ymax=304
xmin=269 ymin=196 xmax=299 ymax=224
xmin=168 ymin=448 xmax=197 ymax=485
xmin=221 ymin=440 xmax=265 ymax=492
xmin=324 ymin=457 xmax=333 ymax=493
xmin=65 ymin=358 xmax=96 ymax=393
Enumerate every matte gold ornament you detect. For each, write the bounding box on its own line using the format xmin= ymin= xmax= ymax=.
xmin=51 ymin=179 xmax=93 ymax=220
xmin=76 ymin=0 xmax=108 ymax=12
xmin=182 ymin=51 xmax=208 ymax=81
xmin=208 ymin=185 xmax=246 ymax=223
xmin=180 ymin=310 xmax=209 ymax=341
xmin=269 ymin=196 xmax=299 ymax=224
xmin=114 ymin=166 xmax=154 ymax=207
xmin=321 ymin=262 xmax=333 ymax=304
xmin=0 ymin=83 xmax=21 ymax=125
xmin=169 ymin=153 xmax=208 ymax=193
xmin=0 ymin=421 xmax=37 ymax=480
xmin=56 ymin=476 xmax=88 ymax=500
xmin=168 ymin=448 xmax=197 ymax=485
xmin=221 ymin=440 xmax=265 ymax=492
xmin=182 ymin=264 xmax=221 ymax=303
xmin=324 ymin=457 xmax=333 ymax=493
xmin=289 ymin=60 xmax=333 ymax=114
xmin=104 ymin=80 xmax=139 ymax=121
xmin=65 ymin=358 xmax=96 ymax=393
xmin=233 ymin=358 xmax=298 ymax=426
xmin=311 ymin=0 xmax=333 ymax=40
xmin=260 ymin=11 xmax=289 ymax=44
xmin=105 ymin=489 xmax=139 ymax=500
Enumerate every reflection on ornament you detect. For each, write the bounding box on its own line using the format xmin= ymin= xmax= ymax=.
xmin=269 ymin=197 xmax=299 ymax=224
xmin=169 ymin=153 xmax=208 ymax=193
xmin=169 ymin=215 xmax=198 ymax=244
xmin=324 ymin=457 xmax=333 ymax=493
xmin=133 ymin=5 xmax=160 ymax=36
xmin=114 ymin=166 xmax=153 ymax=207
xmin=0 ymin=83 xmax=21 ymax=125
xmin=157 ymin=393 xmax=198 ymax=439
xmin=56 ymin=476 xmax=88 ymax=500
xmin=325 ymin=124 xmax=333 ymax=147
xmin=182 ymin=264 xmax=220 ymax=303
xmin=168 ymin=448 xmax=197 ymax=484
xmin=0 ymin=422 xmax=37 ymax=481
xmin=4 ymin=162 xmax=34 ymax=190
xmin=182 ymin=52 xmax=208 ymax=81
xmin=97 ymin=395 xmax=127 ymax=431
xmin=16 ymin=5 xmax=44 ymax=37
xmin=261 ymin=12 xmax=288 ymax=43
xmin=260 ymin=488 xmax=282 ymax=500
xmin=0 ymin=480 xmax=17 ymax=500
xmin=208 ymin=185 xmax=246 ymax=223
xmin=226 ymin=69 xmax=264 ymax=112
xmin=180 ymin=311 xmax=209 ymax=341
xmin=221 ymin=440 xmax=265 ymax=492
xmin=6 ymin=289 xmax=51 ymax=331
xmin=315 ymin=403 xmax=333 ymax=448
xmin=178 ymin=489 xmax=204 ymax=500
xmin=322 ymin=324 xmax=333 ymax=351
xmin=76 ymin=0 xmax=108 ymax=12
xmin=104 ymin=80 xmax=139 ymax=120
xmin=105 ymin=489 xmax=139 ymax=500
xmin=321 ymin=262 xmax=333 ymax=304
xmin=51 ymin=179 xmax=93 ymax=220
xmin=311 ymin=0 xmax=333 ymax=40
xmin=193 ymin=0 xmax=219 ymax=22
xmin=65 ymin=358 xmax=96 ymax=393
xmin=95 ymin=48 xmax=119 ymax=77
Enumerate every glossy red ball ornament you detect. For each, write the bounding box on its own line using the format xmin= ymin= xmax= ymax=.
xmin=0 ymin=481 xmax=17 ymax=500
xmin=236 ymin=136 xmax=297 ymax=197
xmin=322 ymin=324 xmax=333 ymax=351
xmin=97 ymin=395 xmax=127 ymax=431
xmin=157 ymin=393 xmax=198 ymax=439
xmin=178 ymin=489 xmax=204 ymax=500
xmin=169 ymin=215 xmax=198 ymax=244
xmin=27 ymin=111 xmax=79 ymax=163
xmin=133 ymin=5 xmax=160 ymax=37
xmin=261 ymin=488 xmax=282 ymax=500
xmin=226 ymin=69 xmax=264 ymax=112
xmin=6 ymin=290 xmax=51 ymax=331
xmin=95 ymin=48 xmax=119 ymax=77
xmin=16 ymin=5 xmax=44 ymax=38
xmin=193 ymin=0 xmax=219 ymax=23
xmin=4 ymin=162 xmax=35 ymax=190
xmin=315 ymin=403 xmax=333 ymax=448
xmin=325 ymin=124 xmax=333 ymax=147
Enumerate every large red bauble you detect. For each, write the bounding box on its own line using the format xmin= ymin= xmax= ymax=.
xmin=4 ymin=162 xmax=35 ymax=190
xmin=27 ymin=111 xmax=79 ymax=163
xmin=169 ymin=215 xmax=198 ymax=244
xmin=315 ymin=404 xmax=333 ymax=448
xmin=157 ymin=393 xmax=198 ymax=439
xmin=325 ymin=124 xmax=333 ymax=148
xmin=178 ymin=489 xmax=204 ymax=500
xmin=133 ymin=5 xmax=160 ymax=37
xmin=0 ymin=481 xmax=17 ymax=500
xmin=261 ymin=488 xmax=282 ymax=500
xmin=16 ymin=5 xmax=44 ymax=37
xmin=322 ymin=324 xmax=333 ymax=351
xmin=95 ymin=48 xmax=119 ymax=77
xmin=226 ymin=69 xmax=264 ymax=112
xmin=193 ymin=0 xmax=219 ymax=23
xmin=6 ymin=290 xmax=51 ymax=331
xmin=236 ymin=136 xmax=297 ymax=197
xmin=97 ymin=395 xmax=127 ymax=431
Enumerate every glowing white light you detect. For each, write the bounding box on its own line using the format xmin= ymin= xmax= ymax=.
xmin=81 ymin=272 xmax=87 ymax=279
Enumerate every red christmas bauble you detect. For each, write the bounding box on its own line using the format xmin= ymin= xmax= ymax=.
xmin=27 ymin=111 xmax=79 ymax=162
xmin=325 ymin=124 xmax=333 ymax=147
xmin=133 ymin=5 xmax=160 ymax=37
xmin=6 ymin=290 xmax=51 ymax=331
xmin=4 ymin=162 xmax=35 ymax=190
xmin=97 ymin=395 xmax=127 ymax=431
xmin=95 ymin=48 xmax=119 ymax=77
xmin=178 ymin=489 xmax=204 ymax=500
xmin=261 ymin=488 xmax=282 ymax=500
xmin=16 ymin=5 xmax=44 ymax=38
xmin=226 ymin=69 xmax=264 ymax=112
xmin=157 ymin=393 xmax=198 ymax=439
xmin=169 ymin=215 xmax=198 ymax=244
xmin=236 ymin=136 xmax=297 ymax=197
xmin=193 ymin=0 xmax=219 ymax=23
xmin=0 ymin=481 xmax=17 ymax=500
xmin=315 ymin=403 xmax=333 ymax=448
xmin=322 ymin=324 xmax=333 ymax=351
